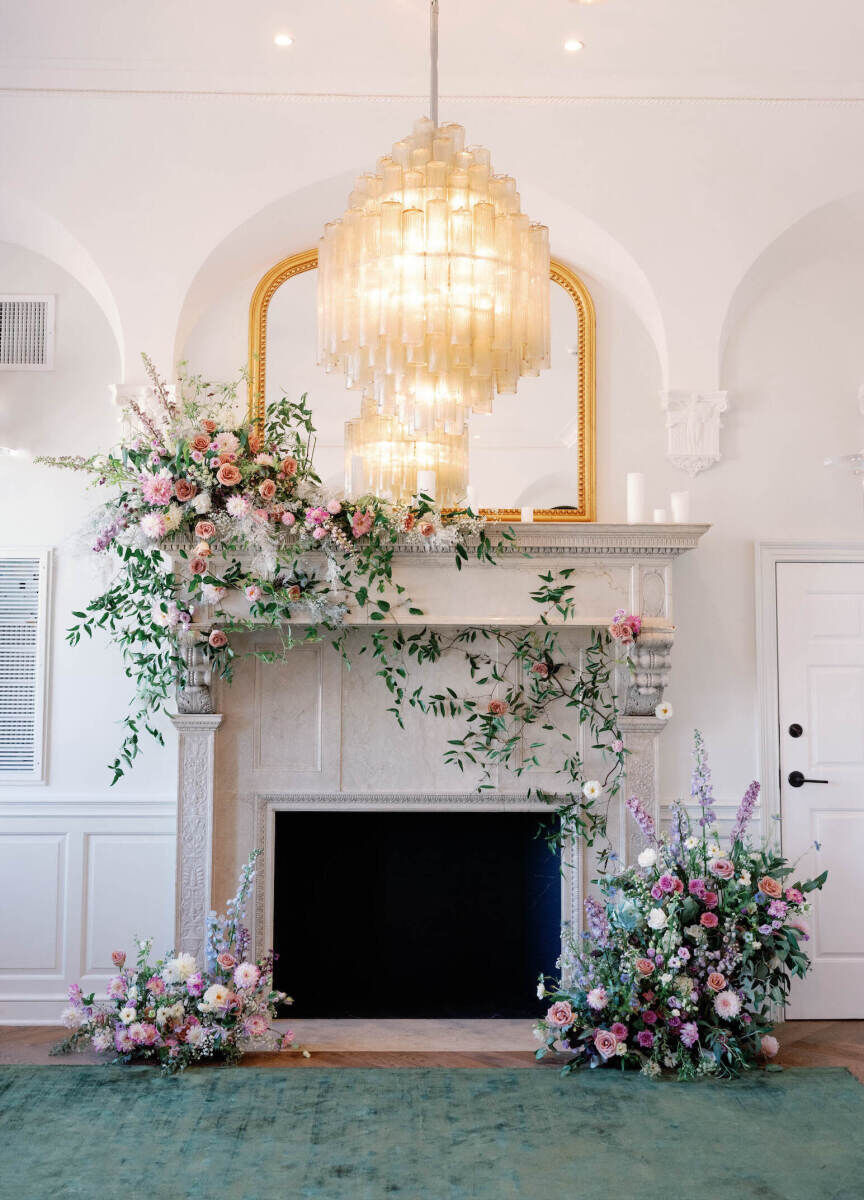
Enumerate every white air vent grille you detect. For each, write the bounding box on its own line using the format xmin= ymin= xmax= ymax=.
xmin=0 ymin=295 xmax=55 ymax=370
xmin=0 ymin=552 xmax=50 ymax=780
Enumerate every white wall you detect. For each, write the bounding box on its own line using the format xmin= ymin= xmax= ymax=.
xmin=0 ymin=244 xmax=175 ymax=1022
xmin=3 ymin=91 xmax=864 ymax=1019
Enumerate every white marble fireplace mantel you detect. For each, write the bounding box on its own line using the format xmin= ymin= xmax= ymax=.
xmin=170 ymin=522 xmax=709 ymax=964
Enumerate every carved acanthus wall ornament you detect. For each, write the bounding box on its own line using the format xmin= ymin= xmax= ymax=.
xmin=662 ymin=390 xmax=728 ymax=477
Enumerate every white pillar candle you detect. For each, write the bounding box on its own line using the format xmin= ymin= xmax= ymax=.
xmin=626 ymin=473 xmax=645 ymax=524
xmin=653 ymin=508 xmax=668 ymax=523
xmin=520 ymin=506 xmax=533 ymax=523
xmin=670 ymin=490 xmax=691 ymax=523
xmin=416 ymin=469 xmax=437 ymax=500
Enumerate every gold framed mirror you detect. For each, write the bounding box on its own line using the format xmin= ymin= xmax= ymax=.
xmin=248 ymin=249 xmax=595 ymax=521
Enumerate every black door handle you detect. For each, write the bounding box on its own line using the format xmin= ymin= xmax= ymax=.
xmin=788 ymin=770 xmax=829 ymax=788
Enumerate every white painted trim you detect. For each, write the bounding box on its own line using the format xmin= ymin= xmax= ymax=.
xmin=755 ymin=540 xmax=864 ymax=850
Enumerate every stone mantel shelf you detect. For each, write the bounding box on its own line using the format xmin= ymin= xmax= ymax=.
xmin=397 ymin=522 xmax=710 ymax=558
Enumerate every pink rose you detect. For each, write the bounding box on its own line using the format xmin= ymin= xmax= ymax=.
xmin=487 ymin=699 xmax=508 ymax=716
xmin=281 ymin=511 xmax=296 ymax=527
xmin=208 ymin=629 xmax=228 ymax=649
xmin=545 ymin=1000 xmax=573 ymax=1028
xmin=193 ymin=541 xmax=211 ymax=558
xmin=594 ymin=1029 xmax=617 ymax=1060
xmin=700 ymin=911 xmax=719 ymax=928
xmin=174 ymin=479 xmax=196 ymax=502
xmin=111 ymin=950 xmax=126 ymax=968
xmin=758 ymin=876 xmax=783 ymax=899
xmin=216 ymin=463 xmax=242 ymax=487
xmin=258 ymin=479 xmax=276 ymax=501
xmin=281 ymin=457 xmax=298 ymax=476
xmin=634 ymin=957 xmax=655 ymax=977
xmin=189 ymin=556 xmax=208 ymax=575
xmin=216 ymin=951 xmax=236 ymax=971
xmin=530 ymin=661 xmax=549 ymax=678
xmin=202 ymin=419 xmax=217 ymax=434
xmin=195 ymin=520 xmax=216 ymax=540
xmin=709 ymin=858 xmax=735 ymax=880
xmin=419 ymin=520 xmax=436 ymax=538
xmin=706 ymin=972 xmax=726 ymax=992
xmin=760 ymin=1035 xmax=779 ymax=1058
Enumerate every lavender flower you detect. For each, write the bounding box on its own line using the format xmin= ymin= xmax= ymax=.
xmin=691 ymin=729 xmax=717 ymax=829
xmin=668 ymin=800 xmax=689 ymax=863
xmin=625 ymin=795 xmax=657 ymax=844
xmin=730 ymin=780 xmax=761 ymax=844
xmin=584 ymin=896 xmax=611 ymax=948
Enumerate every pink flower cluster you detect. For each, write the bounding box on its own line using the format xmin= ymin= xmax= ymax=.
xmin=608 ymin=609 xmax=642 ymax=645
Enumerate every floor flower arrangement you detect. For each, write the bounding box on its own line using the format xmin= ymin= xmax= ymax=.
xmin=54 ymin=852 xmax=302 ymax=1073
xmin=535 ymin=731 xmax=827 ymax=1079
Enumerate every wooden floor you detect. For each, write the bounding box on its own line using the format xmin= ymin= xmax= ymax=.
xmin=2 ymin=1019 xmax=864 ymax=1077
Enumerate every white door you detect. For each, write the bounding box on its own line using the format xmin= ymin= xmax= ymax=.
xmin=777 ymin=561 xmax=864 ymax=1018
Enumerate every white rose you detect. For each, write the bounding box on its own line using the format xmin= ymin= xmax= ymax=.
xmin=615 ymin=1041 xmax=627 ymax=1056
xmin=192 ymin=491 xmax=212 ymax=515
xmin=582 ymin=780 xmax=601 ymax=799
xmin=637 ymin=848 xmax=658 ymax=869
xmin=647 ymin=907 xmax=668 ymax=930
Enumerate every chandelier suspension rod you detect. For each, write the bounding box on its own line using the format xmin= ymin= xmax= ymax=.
xmin=430 ymin=0 xmax=439 ymax=128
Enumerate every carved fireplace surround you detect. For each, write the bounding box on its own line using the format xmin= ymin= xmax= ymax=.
xmin=169 ymin=522 xmax=708 ymax=966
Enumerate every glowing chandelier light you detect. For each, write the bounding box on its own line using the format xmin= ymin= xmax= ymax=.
xmin=317 ymin=0 xmax=550 ymax=506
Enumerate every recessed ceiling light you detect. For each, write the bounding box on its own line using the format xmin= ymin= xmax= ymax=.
xmin=274 ymin=33 xmax=294 ymax=47
xmin=564 ymin=38 xmax=584 ymax=52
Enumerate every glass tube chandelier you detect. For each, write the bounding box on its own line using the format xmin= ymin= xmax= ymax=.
xmin=317 ymin=0 xmax=551 ymax=506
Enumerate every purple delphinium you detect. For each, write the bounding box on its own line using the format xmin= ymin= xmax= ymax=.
xmin=584 ymin=896 xmax=611 ymax=949
xmin=691 ymin=729 xmax=717 ymax=829
xmin=730 ymin=780 xmax=761 ymax=844
xmin=668 ymin=801 xmax=688 ymax=864
xmin=625 ymin=795 xmax=657 ymax=844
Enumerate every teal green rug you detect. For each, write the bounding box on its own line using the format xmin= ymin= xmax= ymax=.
xmin=1 ymin=1066 xmax=862 ymax=1200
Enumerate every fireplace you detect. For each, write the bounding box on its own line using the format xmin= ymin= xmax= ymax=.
xmin=272 ymin=809 xmax=561 ymax=1018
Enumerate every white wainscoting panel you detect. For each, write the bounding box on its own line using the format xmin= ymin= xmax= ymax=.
xmin=0 ymin=797 xmax=175 ymax=1024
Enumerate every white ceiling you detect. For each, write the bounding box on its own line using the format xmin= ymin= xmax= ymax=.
xmin=1 ymin=0 xmax=863 ymax=99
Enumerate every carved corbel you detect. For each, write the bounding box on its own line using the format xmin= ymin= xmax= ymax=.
xmin=624 ymin=618 xmax=674 ymax=716
xmin=176 ymin=631 xmax=215 ymax=715
xmin=661 ymin=389 xmax=728 ymax=476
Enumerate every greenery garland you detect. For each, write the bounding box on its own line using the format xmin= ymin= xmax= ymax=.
xmin=39 ymin=357 xmax=627 ymax=851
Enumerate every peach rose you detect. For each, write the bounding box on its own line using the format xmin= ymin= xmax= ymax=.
xmin=760 ymin=1034 xmax=779 ymax=1058
xmin=216 ymin=951 xmax=236 ymax=970
xmin=634 ymin=957 xmax=655 ymax=977
xmin=419 ymin=520 xmax=436 ymax=537
xmin=208 ymin=629 xmax=228 ymax=649
xmin=281 ymin=457 xmax=298 ymax=477
xmin=758 ymin=876 xmax=783 ymax=899
xmin=709 ymin=858 xmax=735 ymax=880
xmin=202 ymin=419 xmax=217 ymax=434
xmin=194 ymin=520 xmax=216 ymax=540
xmin=216 ymin=463 xmax=242 ymax=487
xmin=546 ymin=1000 xmax=573 ymax=1028
xmin=530 ymin=661 xmax=549 ymax=678
xmin=286 ymin=584 xmax=301 ymax=602
xmin=193 ymin=541 xmax=211 ymax=558
xmin=174 ymin=478 xmax=197 ymax=502
xmin=403 ymin=513 xmax=416 ymax=532
xmin=258 ymin=479 xmax=277 ymax=501
xmin=218 ymin=452 xmax=236 ymax=465
xmin=190 ymin=434 xmax=210 ymax=453
xmin=594 ymin=1029 xmax=618 ymax=1060
xmin=707 ymin=972 xmax=726 ymax=992
xmin=248 ymin=432 xmax=262 ymax=455
xmin=189 ymin=556 xmax=208 ymax=575
xmin=487 ymin=699 xmax=508 ymax=716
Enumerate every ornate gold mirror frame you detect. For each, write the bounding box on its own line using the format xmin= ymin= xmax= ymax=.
xmin=248 ymin=249 xmax=595 ymax=521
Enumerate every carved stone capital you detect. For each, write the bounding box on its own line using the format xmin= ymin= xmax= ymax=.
xmin=176 ymin=632 xmax=214 ymax=715
xmin=170 ymin=712 xmax=223 ymax=965
xmin=625 ymin=618 xmax=674 ymax=715
xmin=661 ymin=389 xmax=728 ymax=477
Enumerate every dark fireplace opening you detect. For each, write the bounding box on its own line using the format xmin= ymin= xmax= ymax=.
xmin=273 ymin=810 xmax=561 ymax=1018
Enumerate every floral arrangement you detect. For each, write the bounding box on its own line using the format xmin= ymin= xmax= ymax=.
xmin=37 ymin=355 xmax=633 ymax=857
xmin=54 ymin=851 xmax=303 ymax=1074
xmin=535 ymin=730 xmax=827 ymax=1079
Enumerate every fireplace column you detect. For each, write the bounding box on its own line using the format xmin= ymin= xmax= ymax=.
xmin=170 ymin=713 xmax=223 ymax=965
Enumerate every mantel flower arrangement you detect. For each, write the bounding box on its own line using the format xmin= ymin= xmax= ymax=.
xmin=535 ymin=731 xmax=827 ymax=1079
xmin=54 ymin=852 xmax=303 ymax=1074
xmin=39 ymin=355 xmax=632 ymax=854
